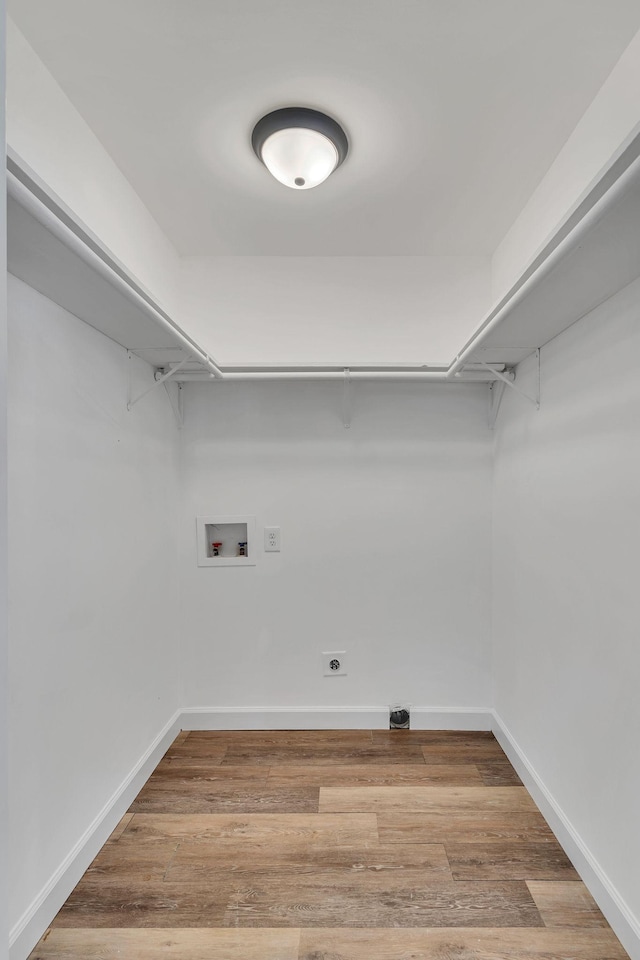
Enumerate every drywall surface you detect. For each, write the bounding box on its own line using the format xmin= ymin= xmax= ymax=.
xmin=179 ymin=380 xmax=492 ymax=711
xmin=7 ymin=276 xmax=181 ymax=934
xmin=492 ymin=277 xmax=640 ymax=936
xmin=0 ymin=2 xmax=9 ymax=953
xmin=492 ymin=27 xmax=640 ymax=299
xmin=179 ymin=255 xmax=491 ymax=365
xmin=6 ymin=19 xmax=179 ymax=315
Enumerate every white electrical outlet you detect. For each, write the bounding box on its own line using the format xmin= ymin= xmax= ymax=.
xmin=264 ymin=526 xmax=281 ymax=552
xmin=323 ymin=651 xmax=347 ymax=676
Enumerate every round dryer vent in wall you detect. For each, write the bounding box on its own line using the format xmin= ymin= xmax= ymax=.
xmin=389 ymin=706 xmax=410 ymax=729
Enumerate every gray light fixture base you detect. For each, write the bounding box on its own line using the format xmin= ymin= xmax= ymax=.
xmin=252 ymin=107 xmax=349 ymax=169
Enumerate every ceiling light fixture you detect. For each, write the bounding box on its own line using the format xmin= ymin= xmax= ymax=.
xmin=252 ymin=107 xmax=348 ymax=190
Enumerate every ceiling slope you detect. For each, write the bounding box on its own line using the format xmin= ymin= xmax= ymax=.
xmin=9 ymin=0 xmax=640 ymax=256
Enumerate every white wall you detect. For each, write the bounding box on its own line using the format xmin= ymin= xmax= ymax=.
xmin=492 ymin=276 xmax=640 ymax=942
xmin=179 ymin=380 xmax=492 ymax=714
xmin=6 ymin=19 xmax=180 ymax=316
xmin=492 ymin=27 xmax=640 ymax=299
xmin=7 ymin=276 xmax=182 ymax=938
xmin=1 ymin=1 xmax=9 ymax=955
xmin=180 ymin=255 xmax=491 ymax=366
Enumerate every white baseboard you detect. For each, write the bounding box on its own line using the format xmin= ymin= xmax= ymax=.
xmin=492 ymin=711 xmax=640 ymax=960
xmin=411 ymin=707 xmax=492 ymax=730
xmin=180 ymin=705 xmax=493 ymax=731
xmin=9 ymin=710 xmax=182 ymax=960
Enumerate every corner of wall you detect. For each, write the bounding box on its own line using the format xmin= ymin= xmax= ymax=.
xmin=9 ymin=711 xmax=181 ymax=960
xmin=492 ymin=712 xmax=640 ymax=960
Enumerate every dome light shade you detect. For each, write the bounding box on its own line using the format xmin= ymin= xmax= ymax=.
xmin=261 ymin=128 xmax=338 ymax=190
xmin=252 ymin=107 xmax=348 ymax=190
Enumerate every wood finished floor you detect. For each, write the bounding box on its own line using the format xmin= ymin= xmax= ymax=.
xmin=30 ymin=730 xmax=629 ymax=959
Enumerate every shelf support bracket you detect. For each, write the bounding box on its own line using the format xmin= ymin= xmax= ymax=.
xmin=164 ymin=381 xmax=184 ymax=429
xmin=127 ymin=350 xmax=132 ymax=410
xmin=487 ymin=379 xmax=506 ymax=430
xmin=477 ymin=356 xmax=540 ymax=410
xmin=127 ymin=358 xmax=189 ymax=411
xmin=342 ymin=368 xmax=352 ymax=429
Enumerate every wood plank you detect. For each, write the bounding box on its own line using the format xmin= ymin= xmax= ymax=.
xmin=52 ymin=880 xmax=230 ymax=928
xmin=186 ymin=730 xmax=374 ymax=745
xmin=163 ymin=742 xmax=228 ymax=761
xmin=267 ymin=764 xmax=483 ymax=786
xmin=126 ymin=813 xmax=379 ymax=846
xmin=172 ymin=731 xmax=191 ymax=745
xmin=223 ymin=881 xmax=543 ymax=928
xmin=165 ymin=842 xmax=451 ymax=884
xmin=526 ymin=880 xmax=609 ymax=927
xmin=378 ymin=811 xmax=556 ymax=844
xmin=421 ymin=743 xmax=509 ymax=763
xmin=368 ymin=732 xmax=504 ymax=763
xmin=372 ymin=730 xmax=497 ymax=744
xmin=148 ymin=761 xmax=269 ymax=782
xmin=104 ymin=812 xmax=133 ymax=842
xmin=30 ymin=928 xmax=300 ymax=959
xmin=446 ymin=842 xmax=579 ymax=881
xmin=297 ymin=927 xmax=629 ymax=959
xmin=129 ymin=782 xmax=319 ymax=814
xmin=83 ymin=840 xmax=178 ymax=882
xmin=319 ymin=786 xmax=537 ymax=814
xmin=221 ymin=745 xmax=426 ymax=765
xmin=476 ymin=761 xmax=523 ymax=786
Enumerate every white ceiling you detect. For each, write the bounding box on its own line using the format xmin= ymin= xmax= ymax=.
xmin=10 ymin=0 xmax=640 ymax=258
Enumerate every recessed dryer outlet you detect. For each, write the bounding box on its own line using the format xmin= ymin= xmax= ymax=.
xmin=323 ymin=651 xmax=347 ymax=676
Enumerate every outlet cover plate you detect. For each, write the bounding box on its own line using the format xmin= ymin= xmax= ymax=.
xmin=323 ymin=651 xmax=347 ymax=676
xmin=264 ymin=526 xmax=281 ymax=552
